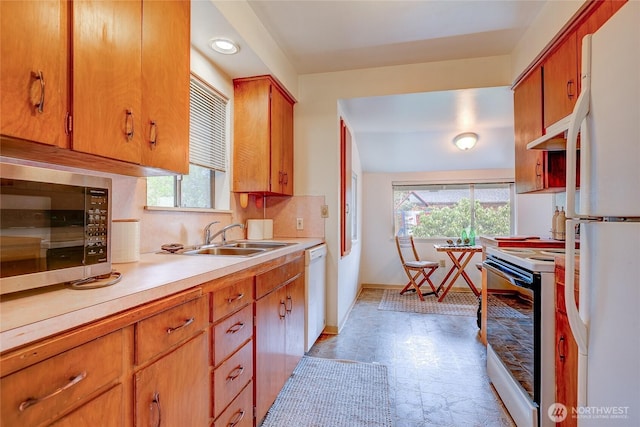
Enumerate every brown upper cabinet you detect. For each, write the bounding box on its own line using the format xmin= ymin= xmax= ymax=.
xmin=514 ymin=0 xmax=625 ymax=193
xmin=0 ymin=1 xmax=69 ymax=148
xmin=0 ymin=0 xmax=190 ymax=176
xmin=514 ymin=68 xmax=546 ymax=193
xmin=233 ymin=76 xmax=296 ymax=196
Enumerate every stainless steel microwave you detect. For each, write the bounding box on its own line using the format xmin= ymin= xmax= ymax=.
xmin=0 ymin=163 xmax=112 ymax=294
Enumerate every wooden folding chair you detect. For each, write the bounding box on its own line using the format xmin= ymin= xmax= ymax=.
xmin=395 ymin=235 xmax=439 ymax=301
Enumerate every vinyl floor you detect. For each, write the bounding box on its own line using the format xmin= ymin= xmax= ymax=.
xmin=306 ymin=288 xmax=516 ymax=427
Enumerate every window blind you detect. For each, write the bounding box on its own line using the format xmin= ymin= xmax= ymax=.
xmin=189 ymin=76 xmax=227 ymax=172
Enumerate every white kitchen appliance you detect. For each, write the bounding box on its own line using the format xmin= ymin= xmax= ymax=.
xmin=304 ymin=243 xmax=327 ymax=352
xmin=530 ymin=2 xmax=640 ymax=425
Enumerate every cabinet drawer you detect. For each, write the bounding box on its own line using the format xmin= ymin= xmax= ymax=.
xmin=213 ymin=381 xmax=253 ymax=427
xmin=1 ymin=330 xmax=123 ymax=427
xmin=213 ymin=340 xmax=253 ymax=419
xmin=136 ymin=295 xmax=208 ymax=364
xmin=213 ymin=304 xmax=253 ymax=366
xmin=212 ymin=277 xmax=253 ymax=323
xmin=256 ymin=256 xmax=304 ymax=298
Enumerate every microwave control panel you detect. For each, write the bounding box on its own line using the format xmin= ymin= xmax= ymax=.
xmin=85 ymin=188 xmax=109 ymax=264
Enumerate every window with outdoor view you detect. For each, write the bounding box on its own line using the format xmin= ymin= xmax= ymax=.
xmin=146 ymin=74 xmax=228 ymax=209
xmin=393 ymin=182 xmax=514 ymax=238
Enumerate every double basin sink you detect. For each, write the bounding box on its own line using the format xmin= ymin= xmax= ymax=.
xmin=182 ymin=241 xmax=295 ymax=257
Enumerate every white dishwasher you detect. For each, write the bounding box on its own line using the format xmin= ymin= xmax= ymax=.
xmin=304 ymin=243 xmax=327 ymax=352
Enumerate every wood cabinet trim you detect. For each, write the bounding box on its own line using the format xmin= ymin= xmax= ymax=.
xmin=512 ymin=0 xmax=617 ymax=89
xmin=1 ymin=288 xmax=202 ymax=377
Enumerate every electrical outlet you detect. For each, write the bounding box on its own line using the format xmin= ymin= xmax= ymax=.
xmin=439 ymin=259 xmax=446 ymax=267
xmin=296 ymin=218 xmax=304 ymax=230
xmin=320 ymin=204 xmax=329 ymax=218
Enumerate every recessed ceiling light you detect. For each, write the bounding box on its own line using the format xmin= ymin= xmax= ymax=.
xmin=453 ymin=132 xmax=478 ymax=150
xmin=209 ymin=37 xmax=239 ymax=55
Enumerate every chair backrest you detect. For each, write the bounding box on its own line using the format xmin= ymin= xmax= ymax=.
xmin=395 ymin=235 xmax=420 ymax=264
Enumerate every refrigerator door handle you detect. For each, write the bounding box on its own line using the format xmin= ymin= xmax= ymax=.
xmin=565 ymin=219 xmax=588 ymax=355
xmin=566 ymin=219 xmax=589 ymax=411
xmin=566 ymin=35 xmax=593 ymax=220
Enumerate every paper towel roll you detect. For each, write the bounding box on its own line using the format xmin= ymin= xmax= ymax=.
xmin=112 ymin=219 xmax=140 ymax=263
xmin=247 ymin=219 xmax=274 ymax=240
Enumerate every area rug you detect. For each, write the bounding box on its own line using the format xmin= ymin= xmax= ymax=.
xmin=378 ymin=289 xmax=525 ymax=319
xmin=261 ymin=356 xmax=393 ymax=427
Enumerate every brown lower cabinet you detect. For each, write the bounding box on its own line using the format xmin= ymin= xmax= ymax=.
xmin=555 ymin=258 xmax=579 ymax=427
xmin=255 ymin=255 xmax=305 ymax=424
xmin=1 ymin=251 xmax=307 ymax=426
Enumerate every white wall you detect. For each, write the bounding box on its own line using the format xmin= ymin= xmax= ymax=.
xmin=296 ymin=55 xmax=512 ymax=331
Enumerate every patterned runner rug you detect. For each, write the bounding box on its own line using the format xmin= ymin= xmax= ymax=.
xmin=261 ymin=356 xmax=393 ymax=427
xmin=378 ymin=289 xmax=525 ymax=318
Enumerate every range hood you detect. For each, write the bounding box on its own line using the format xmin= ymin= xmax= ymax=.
xmin=526 ymin=114 xmax=572 ymax=151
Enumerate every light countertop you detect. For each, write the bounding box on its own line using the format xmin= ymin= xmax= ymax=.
xmin=0 ymin=238 xmax=323 ymax=353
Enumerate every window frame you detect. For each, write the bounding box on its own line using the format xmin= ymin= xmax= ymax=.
xmin=145 ymin=73 xmax=230 ymax=212
xmin=392 ymin=180 xmax=515 ymax=240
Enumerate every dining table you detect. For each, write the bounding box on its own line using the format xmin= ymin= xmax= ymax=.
xmin=434 ymin=244 xmax=483 ymax=302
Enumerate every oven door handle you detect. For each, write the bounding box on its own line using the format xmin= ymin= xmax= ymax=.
xmin=482 ymin=260 xmax=534 ymax=289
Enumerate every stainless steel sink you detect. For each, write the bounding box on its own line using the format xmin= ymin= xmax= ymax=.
xmin=183 ymin=247 xmax=267 ymax=257
xmin=230 ymin=241 xmax=292 ymax=249
xmin=177 ymin=240 xmax=295 ymax=257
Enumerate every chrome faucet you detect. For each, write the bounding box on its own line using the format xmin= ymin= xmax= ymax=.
xmin=203 ymin=221 xmax=220 ymax=246
xmin=209 ymin=223 xmax=244 ymax=245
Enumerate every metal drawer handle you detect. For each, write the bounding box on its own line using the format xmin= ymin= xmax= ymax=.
xmin=125 ymin=109 xmax=134 ymax=141
xmin=227 ymin=293 xmax=244 ymax=304
xmin=226 ymin=365 xmax=245 ymax=382
xmin=32 ymin=70 xmax=45 ymax=113
xmin=19 ymin=371 xmax=87 ymax=411
xmin=149 ymin=120 xmax=157 ymax=146
xmin=279 ymin=301 xmax=286 ymax=319
xmin=226 ymin=322 xmax=245 ymax=334
xmin=151 ymin=392 xmax=162 ymax=427
xmin=228 ymin=409 xmax=245 ymax=427
xmin=286 ymin=295 xmax=293 ymax=313
xmin=166 ymin=317 xmax=194 ymax=334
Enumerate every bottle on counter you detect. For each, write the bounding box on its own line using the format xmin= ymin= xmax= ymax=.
xmin=556 ymin=207 xmax=566 ymax=240
xmin=552 ymin=206 xmax=559 ymax=239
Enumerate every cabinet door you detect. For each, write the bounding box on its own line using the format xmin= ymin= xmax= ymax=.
xmin=556 ymin=312 xmax=578 ymax=427
xmin=271 ymin=84 xmax=294 ymax=195
xmin=255 ymin=287 xmax=287 ymax=423
xmin=233 ymin=78 xmax=271 ymax=193
xmin=50 ymin=384 xmax=123 ymax=427
xmin=514 ymin=68 xmax=544 ymax=193
xmin=135 ymin=332 xmax=209 ymax=427
xmin=0 ymin=0 xmax=68 ymax=147
xmin=140 ymin=0 xmax=190 ymax=174
xmin=285 ymin=276 xmax=305 ymax=375
xmin=72 ymin=0 xmax=142 ymax=164
xmin=543 ymin=32 xmax=578 ymax=128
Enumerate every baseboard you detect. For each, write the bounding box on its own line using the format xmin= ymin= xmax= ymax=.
xmin=361 ymin=283 xmax=476 ymax=293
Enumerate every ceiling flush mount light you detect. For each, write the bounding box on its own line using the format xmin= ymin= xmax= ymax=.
xmin=453 ymin=132 xmax=478 ymax=151
xmin=209 ymin=37 xmax=239 ymax=55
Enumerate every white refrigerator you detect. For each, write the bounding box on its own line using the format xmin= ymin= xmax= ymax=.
xmin=563 ymin=2 xmax=640 ymax=426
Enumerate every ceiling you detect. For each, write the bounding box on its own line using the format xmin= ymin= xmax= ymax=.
xmin=191 ymin=0 xmax=548 ymax=173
